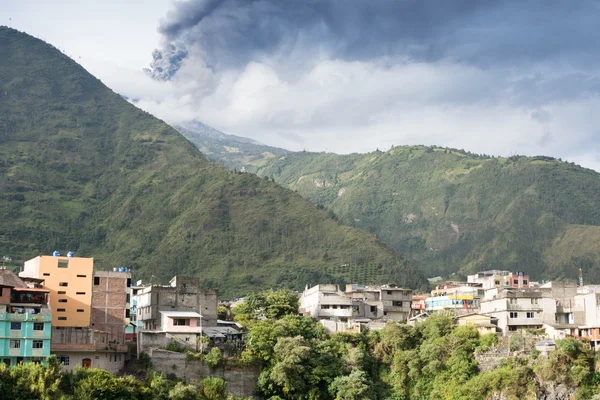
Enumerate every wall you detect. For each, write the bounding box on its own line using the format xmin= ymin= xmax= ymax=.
xmin=54 ymin=351 xmax=125 ymax=373
xmin=149 ymin=350 xmax=259 ymax=398
xmin=92 ymin=271 xmax=129 ymax=344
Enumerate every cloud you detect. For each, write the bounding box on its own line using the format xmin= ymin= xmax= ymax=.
xmin=127 ymin=0 xmax=600 ymax=171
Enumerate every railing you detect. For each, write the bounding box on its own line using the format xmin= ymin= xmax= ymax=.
xmin=0 ymin=312 xmax=51 ymax=322
xmin=506 ymin=304 xmax=542 ymax=311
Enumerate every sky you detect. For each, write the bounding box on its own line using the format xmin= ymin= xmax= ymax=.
xmin=2 ymin=1 xmax=600 ymax=171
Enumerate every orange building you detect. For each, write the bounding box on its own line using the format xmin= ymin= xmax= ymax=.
xmin=21 ymin=255 xmax=93 ymax=327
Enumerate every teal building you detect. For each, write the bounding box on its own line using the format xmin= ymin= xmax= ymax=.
xmin=0 ymin=269 xmax=52 ymax=366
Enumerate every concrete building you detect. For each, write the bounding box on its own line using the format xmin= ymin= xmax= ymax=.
xmin=21 ymin=255 xmax=93 ymax=327
xmin=21 ymin=254 xmax=131 ymax=371
xmin=134 ymin=276 xmax=218 ymax=353
xmin=0 ymin=269 xmax=52 ymax=366
xmin=299 ymin=284 xmax=353 ymax=321
xmin=299 ymin=284 xmax=413 ymax=333
xmin=468 ymin=270 xmax=530 ymax=290
xmin=425 ymin=294 xmax=479 ymax=314
xmin=480 ymin=288 xmax=552 ymax=334
xmin=345 ymin=284 xmax=413 ymax=322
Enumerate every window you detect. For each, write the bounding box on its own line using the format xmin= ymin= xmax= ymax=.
xmin=127 ymin=278 xmax=132 ymax=287
xmin=509 ymin=298 xmax=517 ymax=304
xmin=9 ymin=340 xmax=21 ymax=349
xmin=58 ymin=299 xmax=67 ymax=303
xmin=57 ymin=309 xmax=65 ymax=312
xmin=58 ymin=317 xmax=67 ymax=321
xmin=59 ymin=282 xmax=68 ymax=287
xmin=509 ymin=312 xmax=518 ymax=318
xmin=173 ymin=319 xmax=190 ymax=326
xmin=58 ymin=291 xmax=66 ymax=295
xmin=33 ymin=323 xmax=44 ymax=331
xmin=392 ymin=301 xmax=403 ymax=307
xmin=32 ymin=340 xmax=44 ymax=349
xmin=387 ymin=291 xmax=393 ymax=295
xmin=10 ymin=322 xmax=22 ymax=330
xmin=76 ymin=275 xmax=86 ymax=278
xmin=57 ymin=261 xmax=68 ymax=268
xmin=523 ymin=280 xmax=528 ymax=285
xmin=370 ymin=306 xmax=377 ymax=313
xmin=526 ymin=312 xmax=534 ymax=319
xmin=513 ymin=279 xmax=518 ymax=285
xmin=320 ymin=305 xmax=330 ymax=309
xmin=332 ymin=305 xmax=338 ymax=309
xmin=95 ymin=356 xmax=100 ymax=360
xmin=77 ymin=309 xmax=84 ymax=312
xmin=57 ymin=356 xmax=70 ymax=366
xmin=185 ymin=337 xmax=190 ymax=342
xmin=94 ymin=277 xmax=100 ymax=285
xmin=531 ymin=298 xmax=538 ymax=305
xmin=76 ymin=292 xmax=86 ymax=295
xmin=43 ymin=273 xmax=50 ymax=276
xmin=494 ymin=280 xmax=500 ymax=285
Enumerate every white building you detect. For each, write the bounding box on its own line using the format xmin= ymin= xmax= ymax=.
xmin=299 ymin=284 xmax=353 ymax=321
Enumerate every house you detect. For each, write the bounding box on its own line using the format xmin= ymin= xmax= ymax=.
xmin=467 ymin=270 xmax=530 ymax=290
xmin=134 ymin=276 xmax=217 ymax=354
xmin=0 ymin=268 xmax=52 ymax=366
xmin=453 ymin=313 xmax=498 ymax=335
xmin=344 ymin=284 xmax=413 ymax=322
xmin=480 ymin=288 xmax=550 ymax=335
xmin=299 ymin=284 xmax=353 ymax=322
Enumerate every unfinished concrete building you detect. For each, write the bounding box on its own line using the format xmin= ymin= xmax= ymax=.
xmin=134 ymin=276 xmax=218 ymax=353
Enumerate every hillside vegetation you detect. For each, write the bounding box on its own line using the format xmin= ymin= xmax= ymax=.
xmin=0 ymin=27 xmax=423 ymax=297
xmin=174 ymin=121 xmax=288 ymax=171
xmin=249 ymin=147 xmax=600 ymax=281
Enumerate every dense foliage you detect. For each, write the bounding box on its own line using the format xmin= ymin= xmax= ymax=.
xmin=0 ymin=356 xmax=248 ymax=399
xmin=245 ymin=146 xmax=600 ymax=281
xmin=0 ymin=27 xmax=424 ymax=297
xmin=232 ymin=292 xmax=600 ymax=399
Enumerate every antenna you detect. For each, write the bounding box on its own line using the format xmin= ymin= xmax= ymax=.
xmin=579 ymin=268 xmax=583 ymax=287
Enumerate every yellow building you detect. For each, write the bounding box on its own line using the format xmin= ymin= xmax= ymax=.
xmin=21 ymin=255 xmax=93 ymax=327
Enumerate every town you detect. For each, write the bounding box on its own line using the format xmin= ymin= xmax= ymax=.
xmin=1 ymin=251 xmax=599 ymax=373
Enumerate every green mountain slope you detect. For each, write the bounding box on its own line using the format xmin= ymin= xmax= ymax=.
xmin=174 ymin=120 xmax=288 ymax=171
xmin=251 ymin=146 xmax=600 ymax=282
xmin=0 ymin=27 xmax=424 ymax=297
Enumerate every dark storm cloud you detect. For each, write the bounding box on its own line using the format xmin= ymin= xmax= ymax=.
xmin=151 ymin=0 xmax=600 ymax=76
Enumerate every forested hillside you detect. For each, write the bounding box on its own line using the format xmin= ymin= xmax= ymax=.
xmin=251 ymin=146 xmax=600 ymax=281
xmin=0 ymin=27 xmax=423 ymax=297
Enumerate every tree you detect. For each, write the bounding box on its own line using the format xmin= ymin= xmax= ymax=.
xmin=329 ymin=369 xmax=371 ymax=400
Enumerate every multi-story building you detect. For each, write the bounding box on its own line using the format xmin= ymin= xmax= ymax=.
xmin=134 ymin=276 xmax=218 ymax=353
xmin=345 ymin=284 xmax=413 ymax=322
xmin=20 ymin=254 xmax=130 ymax=372
xmin=299 ymin=284 xmax=413 ymax=328
xmin=21 ymin=255 xmax=93 ymax=327
xmin=0 ymin=268 xmax=52 ymax=366
xmin=467 ymin=270 xmax=530 ymax=290
xmin=425 ymin=294 xmax=479 ymax=313
xmin=480 ymin=288 xmax=553 ymax=334
xmin=300 ymin=284 xmax=354 ymax=321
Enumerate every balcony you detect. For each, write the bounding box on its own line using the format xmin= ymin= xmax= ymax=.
xmin=0 ymin=312 xmax=52 ymax=322
xmin=506 ymin=304 xmax=542 ymax=311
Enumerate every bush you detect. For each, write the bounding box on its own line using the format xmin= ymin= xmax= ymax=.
xmin=205 ymin=347 xmax=223 ymax=368
xmin=508 ymin=334 xmax=525 ymax=352
xmin=477 ymin=333 xmax=499 ymax=352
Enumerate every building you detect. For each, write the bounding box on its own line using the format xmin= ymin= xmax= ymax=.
xmin=467 ymin=270 xmax=530 ymax=290
xmin=0 ymin=269 xmax=52 ymax=366
xmin=21 ymin=255 xmax=93 ymax=327
xmin=453 ymin=313 xmax=498 ymax=335
xmin=299 ymin=284 xmax=354 ymax=321
xmin=134 ymin=276 xmax=218 ymax=353
xmin=299 ymin=284 xmax=413 ymax=333
xmin=480 ymin=288 xmax=551 ymax=334
xmin=20 ymin=254 xmax=130 ymax=372
xmin=344 ymin=284 xmax=413 ymax=322
xmin=425 ymin=294 xmax=479 ymax=314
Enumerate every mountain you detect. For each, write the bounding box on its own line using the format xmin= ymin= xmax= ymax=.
xmin=248 ymin=147 xmax=600 ymax=283
xmin=0 ymin=27 xmax=424 ymax=297
xmin=173 ymin=121 xmax=288 ymax=171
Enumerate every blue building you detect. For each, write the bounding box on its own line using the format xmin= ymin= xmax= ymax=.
xmin=0 ymin=269 xmax=52 ymax=366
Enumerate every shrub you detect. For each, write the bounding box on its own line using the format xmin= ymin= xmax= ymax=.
xmin=205 ymin=347 xmax=223 ymax=368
